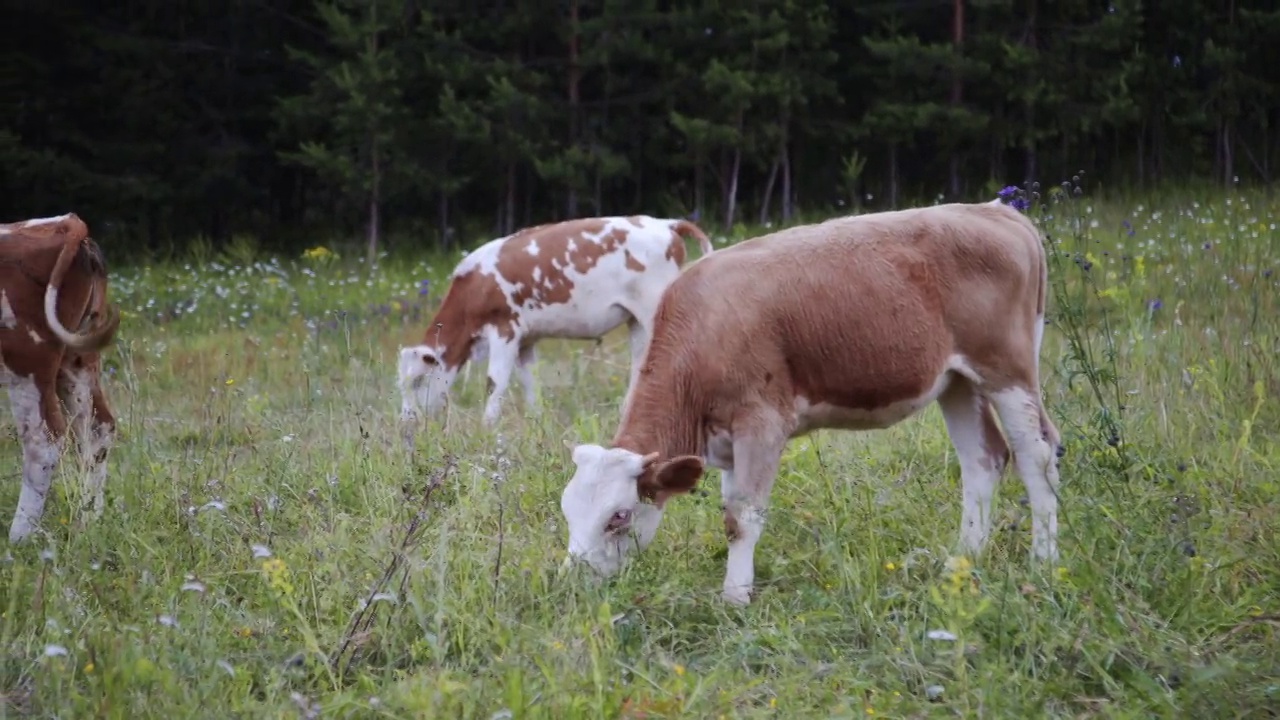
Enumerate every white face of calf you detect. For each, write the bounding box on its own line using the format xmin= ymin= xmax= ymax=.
xmin=559 ymin=444 xmax=705 ymax=577
xmin=397 ymin=345 xmax=458 ymax=420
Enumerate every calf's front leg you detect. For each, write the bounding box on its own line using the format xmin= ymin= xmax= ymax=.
xmin=482 ymin=339 xmax=521 ymax=426
xmin=720 ymin=426 xmax=787 ymax=606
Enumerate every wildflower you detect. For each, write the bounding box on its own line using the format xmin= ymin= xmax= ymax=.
xmin=261 ymin=557 xmax=295 ymax=596
xmin=301 ymin=246 xmax=335 ymax=262
xmin=84 ymin=662 xmax=94 ymax=674
xmin=418 ymin=279 xmax=431 ymax=297
xmin=997 ymin=185 xmax=1018 ymax=199
xmin=225 ymin=378 xmax=234 ymax=386
xmin=884 ymin=562 xmax=897 ymax=571
xmin=673 ymin=664 xmax=685 ymax=677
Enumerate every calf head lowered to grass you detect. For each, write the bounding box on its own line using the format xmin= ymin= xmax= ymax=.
xmin=398 ymin=215 xmax=713 ymax=433
xmin=557 ymin=200 xmax=1065 ymax=606
xmin=0 ymin=213 xmax=121 ymax=543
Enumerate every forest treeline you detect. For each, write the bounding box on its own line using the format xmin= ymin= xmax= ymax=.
xmin=2 ymin=0 xmax=1278 ymax=257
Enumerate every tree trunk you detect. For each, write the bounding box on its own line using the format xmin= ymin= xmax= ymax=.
xmin=724 ymin=147 xmax=741 ymax=229
xmin=889 ymin=144 xmax=899 ymax=209
xmin=1137 ymin=122 xmax=1146 ymax=188
xmin=1023 ymin=0 xmax=1037 ymax=187
xmin=365 ymin=4 xmax=381 ymax=266
xmin=633 ymin=156 xmax=643 ymax=209
xmin=1223 ymin=120 xmax=1234 ymax=188
xmin=694 ymin=162 xmax=704 ymax=220
xmin=504 ymin=161 xmax=516 ymax=235
xmin=566 ymin=0 xmax=581 ymax=217
xmin=949 ymin=0 xmax=965 ymax=198
xmin=758 ymin=157 xmax=780 ymax=225
xmin=438 ymin=190 xmax=450 ymax=250
xmin=367 ymin=131 xmax=380 ymax=265
xmin=723 ymin=110 xmax=744 ymax=228
xmin=781 ymin=135 xmax=793 ymax=221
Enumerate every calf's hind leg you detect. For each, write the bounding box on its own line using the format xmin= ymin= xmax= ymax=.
xmin=8 ymin=369 xmax=69 ymax=543
xmin=514 ymin=344 xmax=539 ymax=415
xmin=937 ymin=378 xmax=1010 ymax=555
xmin=57 ymin=354 xmax=116 ymax=518
xmin=989 ymin=384 xmax=1061 ymax=562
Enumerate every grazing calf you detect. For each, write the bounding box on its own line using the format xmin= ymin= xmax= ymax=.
xmin=558 ymin=201 xmax=1064 ymax=606
xmin=398 ymin=215 xmax=713 ymax=429
xmin=0 ymin=213 xmax=120 ymax=543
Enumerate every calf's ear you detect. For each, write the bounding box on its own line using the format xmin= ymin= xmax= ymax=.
xmin=638 ymin=454 xmax=705 ymax=504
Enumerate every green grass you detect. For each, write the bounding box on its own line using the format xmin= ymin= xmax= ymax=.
xmin=2 ymin=185 xmax=1279 ymax=719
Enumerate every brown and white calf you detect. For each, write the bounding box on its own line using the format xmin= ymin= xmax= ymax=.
xmin=558 ymin=200 xmax=1064 ymax=605
xmin=0 ymin=213 xmax=120 ymax=543
xmin=398 ymin=215 xmax=713 ymax=429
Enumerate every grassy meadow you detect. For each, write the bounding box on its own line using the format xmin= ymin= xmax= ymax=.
xmin=2 ymin=185 xmax=1279 ymax=718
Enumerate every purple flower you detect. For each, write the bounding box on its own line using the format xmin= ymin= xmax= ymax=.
xmin=1264 ymin=269 xmax=1273 ymax=279
xmin=998 ymin=185 xmax=1019 ymax=200
xmin=1148 ymin=299 xmax=1163 ymax=312
xmin=1010 ymin=197 xmax=1030 ymax=212
xmin=418 ymin=279 xmax=431 ymax=297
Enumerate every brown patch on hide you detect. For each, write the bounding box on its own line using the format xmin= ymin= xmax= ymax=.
xmin=723 ymin=509 xmax=741 ymax=542
xmin=495 ymin=218 xmax=634 ymax=310
xmin=419 ymin=269 xmax=519 ymax=371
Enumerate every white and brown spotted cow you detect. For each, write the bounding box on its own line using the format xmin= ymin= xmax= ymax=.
xmin=398 ymin=215 xmax=713 ymax=430
xmin=557 ymin=200 xmax=1065 ymax=605
xmin=0 ymin=213 xmax=120 ymax=543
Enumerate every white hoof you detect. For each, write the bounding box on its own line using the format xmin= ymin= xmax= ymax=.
xmin=721 ymin=585 xmax=752 ymax=607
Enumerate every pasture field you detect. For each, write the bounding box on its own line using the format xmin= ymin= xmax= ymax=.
xmin=2 ymin=186 xmax=1279 ymax=719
